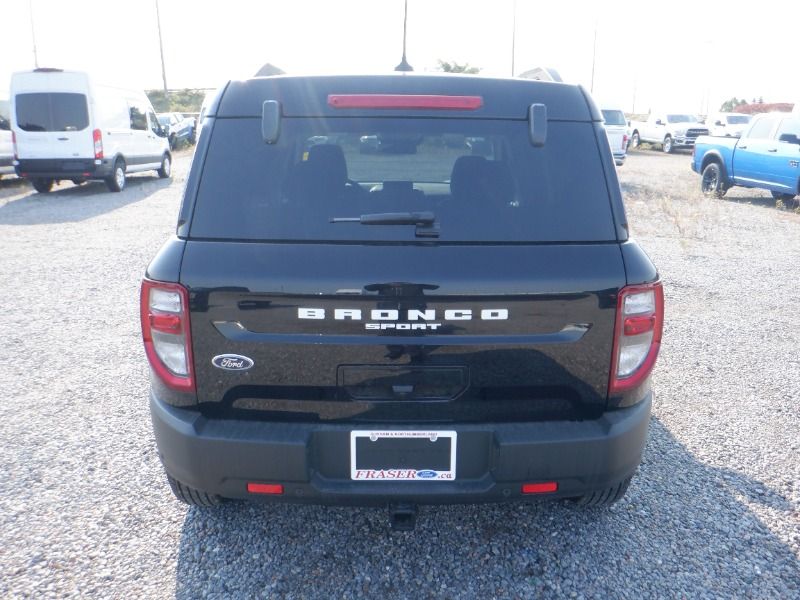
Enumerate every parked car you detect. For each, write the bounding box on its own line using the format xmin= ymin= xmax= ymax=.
xmin=195 ymin=90 xmax=216 ymax=141
xmin=10 ymin=68 xmax=171 ymax=193
xmin=157 ymin=112 xmax=194 ymax=149
xmin=0 ymin=95 xmax=13 ymax=179
xmin=141 ymin=74 xmax=663 ymax=529
xmin=630 ymin=113 xmax=709 ymax=153
xmin=601 ymin=107 xmax=628 ymax=166
xmin=706 ymin=113 xmax=751 ymax=138
xmin=692 ymin=112 xmax=799 ymax=202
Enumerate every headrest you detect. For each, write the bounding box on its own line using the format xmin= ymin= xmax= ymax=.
xmin=306 ymin=144 xmax=348 ymax=185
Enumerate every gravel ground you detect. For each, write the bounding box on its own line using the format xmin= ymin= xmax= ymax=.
xmin=0 ymin=148 xmax=798 ymax=599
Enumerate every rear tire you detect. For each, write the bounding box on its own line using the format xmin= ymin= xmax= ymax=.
xmin=701 ymin=162 xmax=727 ymax=198
xmin=105 ymin=158 xmax=126 ymax=192
xmin=166 ymin=473 xmax=223 ymax=507
xmin=71 ymin=178 xmax=86 ymax=186
xmin=157 ymin=153 xmax=171 ymax=179
xmin=630 ymin=132 xmax=640 ymax=148
xmin=662 ymin=136 xmax=673 ymax=153
xmin=32 ymin=178 xmax=54 ymax=193
xmin=771 ymin=190 xmax=796 ymax=201
xmin=570 ymin=477 xmax=632 ymax=507
xmin=169 ymin=134 xmax=177 ymax=150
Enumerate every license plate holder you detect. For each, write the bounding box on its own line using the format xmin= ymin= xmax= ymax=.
xmin=350 ymin=431 xmax=456 ymax=481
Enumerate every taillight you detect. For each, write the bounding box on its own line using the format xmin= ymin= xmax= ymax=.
xmin=609 ymin=282 xmax=664 ymax=394
xmin=622 ymin=134 xmax=628 ymax=150
xmin=12 ymin=131 xmax=17 ymax=160
xmin=93 ymin=128 xmax=103 ymax=160
xmin=140 ymin=279 xmax=194 ymax=392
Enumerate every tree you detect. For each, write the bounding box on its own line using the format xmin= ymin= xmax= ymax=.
xmin=719 ymin=97 xmax=746 ymax=112
xmin=437 ymin=60 xmax=481 ymax=74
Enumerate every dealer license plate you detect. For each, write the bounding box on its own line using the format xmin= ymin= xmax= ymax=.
xmin=350 ymin=431 xmax=457 ymax=481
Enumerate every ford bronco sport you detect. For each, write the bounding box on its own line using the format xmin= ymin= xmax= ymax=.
xmin=141 ymin=74 xmax=663 ymax=529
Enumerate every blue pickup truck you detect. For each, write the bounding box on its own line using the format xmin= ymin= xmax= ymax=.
xmin=692 ymin=112 xmax=800 ymax=203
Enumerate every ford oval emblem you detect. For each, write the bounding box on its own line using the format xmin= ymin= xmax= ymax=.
xmin=416 ymin=470 xmax=437 ymax=479
xmin=211 ymin=354 xmax=254 ymax=371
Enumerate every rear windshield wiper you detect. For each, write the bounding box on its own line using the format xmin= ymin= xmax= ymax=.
xmin=331 ymin=211 xmax=435 ymax=225
xmin=330 ymin=212 xmax=439 ymax=237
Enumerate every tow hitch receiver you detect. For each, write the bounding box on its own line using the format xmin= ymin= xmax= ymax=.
xmin=389 ymin=503 xmax=418 ymax=531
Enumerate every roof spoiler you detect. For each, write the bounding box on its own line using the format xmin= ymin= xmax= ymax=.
xmin=261 ymin=100 xmax=282 ymax=144
xmin=528 ymin=103 xmax=547 ymax=147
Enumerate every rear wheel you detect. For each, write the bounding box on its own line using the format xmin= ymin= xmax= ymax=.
xmin=570 ymin=477 xmax=632 ymax=507
xmin=105 ymin=158 xmax=126 ymax=192
xmin=630 ymin=132 xmax=640 ymax=148
xmin=31 ymin=178 xmax=54 ymax=193
xmin=71 ymin=178 xmax=86 ymax=186
xmin=166 ymin=473 xmax=223 ymax=507
xmin=662 ymin=136 xmax=673 ymax=153
xmin=701 ymin=162 xmax=727 ymax=198
xmin=169 ymin=134 xmax=177 ymax=150
xmin=157 ymin=153 xmax=171 ymax=179
xmin=771 ymin=190 xmax=796 ymax=202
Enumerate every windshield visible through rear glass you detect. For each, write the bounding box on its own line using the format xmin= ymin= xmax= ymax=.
xmin=726 ymin=115 xmax=749 ymax=124
xmin=602 ymin=110 xmax=626 ymax=126
xmin=190 ymin=117 xmax=617 ymax=243
xmin=15 ymin=93 xmax=89 ymax=132
xmin=666 ymin=114 xmax=697 ymax=124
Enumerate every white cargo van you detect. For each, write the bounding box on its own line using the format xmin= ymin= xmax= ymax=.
xmin=0 ymin=94 xmax=13 ymax=179
xmin=10 ymin=68 xmax=171 ymax=193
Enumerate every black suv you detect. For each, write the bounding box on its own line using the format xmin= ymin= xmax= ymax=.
xmin=141 ymin=75 xmax=662 ymax=526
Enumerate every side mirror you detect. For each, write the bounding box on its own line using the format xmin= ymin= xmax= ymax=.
xmin=715 ymin=120 xmax=723 ymax=126
xmin=655 ymin=119 xmax=663 ymax=125
xmin=779 ymin=133 xmax=800 ymax=145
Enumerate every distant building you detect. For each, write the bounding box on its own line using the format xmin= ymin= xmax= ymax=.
xmin=517 ymin=67 xmax=563 ymax=83
xmin=254 ymin=63 xmax=285 ymax=77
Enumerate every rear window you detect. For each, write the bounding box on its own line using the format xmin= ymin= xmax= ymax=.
xmin=601 ymin=110 xmax=626 ymax=126
xmin=15 ymin=93 xmax=89 ymax=132
xmin=190 ymin=118 xmax=617 ymax=243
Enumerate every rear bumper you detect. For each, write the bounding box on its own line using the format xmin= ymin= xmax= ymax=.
xmin=151 ymin=391 xmax=652 ymax=505
xmin=14 ymin=158 xmax=113 ymax=179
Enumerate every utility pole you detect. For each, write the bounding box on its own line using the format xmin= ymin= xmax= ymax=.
xmin=29 ymin=0 xmax=39 ymax=68
xmin=155 ymin=0 xmax=168 ymax=92
xmin=590 ymin=22 xmax=597 ymax=93
xmin=395 ymin=0 xmax=413 ymax=72
xmin=511 ymin=0 xmax=517 ymax=77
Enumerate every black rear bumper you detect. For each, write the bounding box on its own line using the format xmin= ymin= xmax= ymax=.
xmin=15 ymin=158 xmax=113 ymax=180
xmin=151 ymin=391 xmax=652 ymax=505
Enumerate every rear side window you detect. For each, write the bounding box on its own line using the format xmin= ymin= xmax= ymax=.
xmin=190 ymin=118 xmax=617 ymax=243
xmin=746 ymin=116 xmax=777 ymax=140
xmin=602 ymin=110 xmax=626 ymax=126
xmin=15 ymin=93 xmax=89 ymax=132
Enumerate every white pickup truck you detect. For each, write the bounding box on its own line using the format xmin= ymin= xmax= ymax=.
xmin=630 ymin=113 xmax=709 ymax=153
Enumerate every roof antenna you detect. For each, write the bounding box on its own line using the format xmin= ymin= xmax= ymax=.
xmin=394 ymin=0 xmax=413 ymax=72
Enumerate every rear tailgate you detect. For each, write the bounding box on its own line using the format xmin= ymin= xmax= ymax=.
xmin=182 ymin=242 xmax=624 ymax=423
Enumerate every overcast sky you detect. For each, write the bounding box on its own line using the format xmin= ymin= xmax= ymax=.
xmin=2 ymin=0 xmax=798 ymax=114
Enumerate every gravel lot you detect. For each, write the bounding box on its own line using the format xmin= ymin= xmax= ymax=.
xmin=0 ymin=148 xmax=798 ymax=599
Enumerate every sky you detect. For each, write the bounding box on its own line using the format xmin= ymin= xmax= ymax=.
xmin=1 ymin=0 xmax=798 ymax=114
